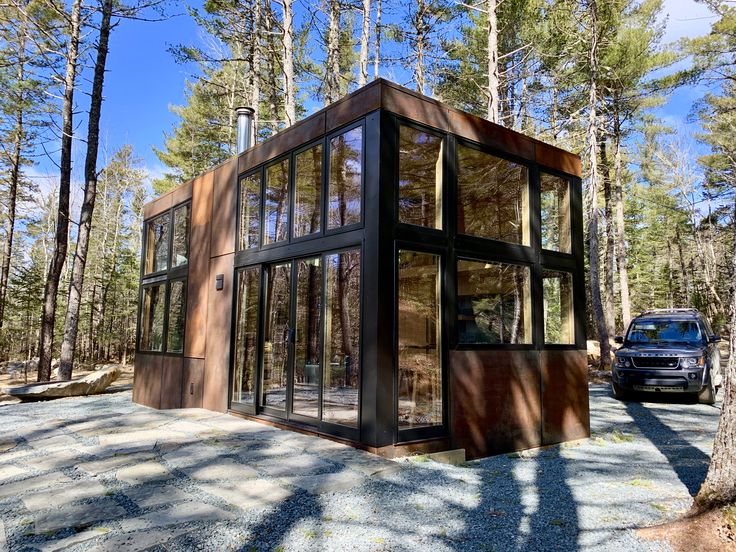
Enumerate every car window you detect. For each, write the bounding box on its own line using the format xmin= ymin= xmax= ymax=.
xmin=627 ymin=319 xmax=703 ymax=344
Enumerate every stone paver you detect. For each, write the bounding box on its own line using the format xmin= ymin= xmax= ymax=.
xmin=0 ymin=440 xmax=16 ymax=453
xmin=37 ymin=527 xmax=110 ymax=552
xmin=282 ymin=470 xmax=366 ymax=495
xmin=99 ymin=429 xmax=190 ymax=448
xmin=118 ymin=501 xmax=235 ymax=532
xmin=26 ymin=433 xmax=80 ymax=451
xmin=235 ymin=443 xmax=299 ymax=463
xmin=161 ymin=444 xmax=223 ymax=469
xmin=0 ymin=465 xmax=26 ymax=483
xmin=254 ymin=453 xmax=332 ymax=477
xmin=34 ymin=497 xmax=127 ymax=534
xmin=125 ymin=484 xmax=192 ymax=508
xmin=182 ymin=458 xmax=259 ymax=481
xmin=77 ymin=452 xmax=156 ymax=476
xmin=22 ymin=448 xmax=95 ymax=472
xmin=197 ymin=478 xmax=292 ymax=510
xmin=0 ymin=519 xmax=6 ymax=552
xmin=95 ymin=527 xmax=192 ymax=552
xmin=0 ymin=472 xmax=72 ymax=500
xmin=22 ymin=480 xmax=108 ymax=511
xmin=116 ymin=461 xmax=171 ymax=485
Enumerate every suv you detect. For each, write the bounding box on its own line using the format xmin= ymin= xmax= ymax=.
xmin=611 ymin=309 xmax=722 ymax=404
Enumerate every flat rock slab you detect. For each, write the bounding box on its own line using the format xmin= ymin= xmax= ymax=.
xmin=95 ymin=527 xmax=192 ymax=552
xmin=254 ymin=454 xmax=332 ymax=477
xmin=125 ymin=484 xmax=192 ymax=509
xmin=116 ymin=461 xmax=171 ymax=485
xmin=99 ymin=429 xmax=190 ymax=448
xmin=26 ymin=433 xmax=81 ymax=452
xmin=119 ymin=501 xmax=235 ymax=532
xmin=22 ymin=480 xmax=108 ymax=511
xmin=34 ymin=497 xmax=127 ymax=534
xmin=235 ymin=444 xmax=299 ymax=463
xmin=0 ymin=472 xmax=72 ymax=500
xmin=162 ymin=445 xmax=224 ymax=469
xmin=0 ymin=464 xmax=26 ymax=483
xmin=22 ymin=447 xmax=95 ymax=472
xmin=282 ymin=470 xmax=365 ymax=495
xmin=0 ymin=440 xmax=17 ymax=453
xmin=3 ymin=366 xmax=120 ymax=401
xmin=37 ymin=527 xmax=110 ymax=552
xmin=77 ymin=452 xmax=157 ymax=476
xmin=182 ymin=458 xmax=259 ymax=481
xmin=197 ymin=479 xmax=291 ymax=511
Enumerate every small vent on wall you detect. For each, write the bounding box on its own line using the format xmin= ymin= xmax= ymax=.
xmin=189 ymin=382 xmax=194 ymax=395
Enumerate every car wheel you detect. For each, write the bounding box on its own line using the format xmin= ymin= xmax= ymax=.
xmin=698 ymin=381 xmax=716 ymax=405
xmin=612 ymin=381 xmax=628 ymax=400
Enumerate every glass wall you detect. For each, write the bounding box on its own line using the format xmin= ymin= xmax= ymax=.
xmin=328 ymin=126 xmax=362 ymax=229
xmin=457 ymin=144 xmax=529 ymax=245
xmin=398 ymin=125 xmax=443 ymax=229
xmin=264 ymin=158 xmax=290 ymax=245
xmin=261 ymin=262 xmax=291 ymax=409
xmin=293 ymin=257 xmax=322 ymax=418
xmin=233 ymin=267 xmax=260 ymax=405
xmin=323 ymin=249 xmax=361 ymax=426
xmin=543 ymin=270 xmax=574 ymax=344
xmin=139 ymin=284 xmax=165 ymax=352
xmin=456 ymin=260 xmax=532 ymax=344
xmin=144 ymin=213 xmax=169 ymax=274
xmin=294 ymin=144 xmax=323 ymax=238
xmin=541 ymin=173 xmax=571 ymax=253
xmin=239 ymin=172 xmax=261 ymax=250
xmin=166 ymin=280 xmax=187 ymax=353
xmin=398 ymin=251 xmax=442 ymax=429
xmin=171 ymin=204 xmax=190 ymax=268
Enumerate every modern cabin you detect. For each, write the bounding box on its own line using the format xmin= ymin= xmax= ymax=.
xmin=134 ymin=79 xmax=589 ymax=459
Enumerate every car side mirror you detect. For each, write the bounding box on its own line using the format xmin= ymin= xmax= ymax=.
xmin=709 ymin=335 xmax=721 ymax=343
xmin=614 ymin=336 xmax=624 ymax=344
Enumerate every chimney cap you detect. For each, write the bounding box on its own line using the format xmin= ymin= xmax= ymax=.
xmin=235 ymin=106 xmax=255 ymax=115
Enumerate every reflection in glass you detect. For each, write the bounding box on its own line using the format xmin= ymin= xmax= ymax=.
xmin=171 ymin=205 xmax=189 ymax=267
xmin=328 ymin=127 xmax=362 ymax=229
xmin=541 ymin=173 xmax=571 ymax=253
xmin=293 ymin=258 xmax=322 ymax=418
xmin=457 ymin=260 xmax=531 ymax=344
xmin=399 ymin=125 xmax=443 ymax=228
xmin=140 ymin=284 xmax=165 ymax=351
xmin=398 ymin=251 xmax=442 ymax=429
xmin=262 ymin=262 xmax=291 ymax=409
xmin=264 ymin=158 xmax=289 ymax=245
xmin=233 ymin=267 xmax=260 ymax=405
xmin=323 ymin=250 xmax=361 ymax=426
xmin=457 ymin=144 xmax=529 ymax=244
xmin=543 ymin=270 xmax=574 ymax=344
xmin=294 ymin=144 xmax=323 ymax=238
xmin=144 ymin=213 xmax=169 ymax=274
xmin=239 ymin=172 xmax=261 ymax=250
xmin=166 ymin=280 xmax=187 ymax=353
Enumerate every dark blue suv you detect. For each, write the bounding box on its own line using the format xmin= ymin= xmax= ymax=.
xmin=611 ymin=309 xmax=722 ymax=404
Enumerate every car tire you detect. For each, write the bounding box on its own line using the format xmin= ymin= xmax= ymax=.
xmin=698 ymin=381 xmax=716 ymax=405
xmin=612 ymin=381 xmax=628 ymax=401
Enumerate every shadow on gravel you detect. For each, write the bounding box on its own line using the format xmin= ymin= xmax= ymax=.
xmin=624 ymin=400 xmax=710 ymax=496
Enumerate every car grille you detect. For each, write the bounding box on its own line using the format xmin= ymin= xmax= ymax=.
xmin=631 ymin=357 xmax=680 ymax=369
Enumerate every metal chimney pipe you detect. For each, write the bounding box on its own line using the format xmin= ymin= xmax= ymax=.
xmin=235 ymin=106 xmax=255 ymax=154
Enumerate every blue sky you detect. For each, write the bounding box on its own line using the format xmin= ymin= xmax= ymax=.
xmin=31 ymin=0 xmax=719 ymax=195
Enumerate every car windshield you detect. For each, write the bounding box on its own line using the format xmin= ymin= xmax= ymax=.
xmin=627 ymin=319 xmax=703 ymax=344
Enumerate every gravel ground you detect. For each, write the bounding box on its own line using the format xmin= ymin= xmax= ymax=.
xmin=0 ymin=384 xmax=721 ymax=552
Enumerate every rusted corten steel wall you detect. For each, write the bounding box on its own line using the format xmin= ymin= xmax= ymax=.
xmin=134 ymin=79 xmax=589 ymax=459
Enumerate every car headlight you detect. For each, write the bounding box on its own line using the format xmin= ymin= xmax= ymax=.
xmin=681 ymin=357 xmax=705 ymax=367
xmin=615 ymin=356 xmax=630 ymax=367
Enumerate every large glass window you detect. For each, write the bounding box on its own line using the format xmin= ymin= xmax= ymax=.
xmin=171 ymin=205 xmax=190 ymax=268
xmin=239 ymin=172 xmax=261 ymax=250
xmin=543 ymin=270 xmax=574 ymax=344
xmin=328 ymin=127 xmax=362 ymax=230
xmin=399 ymin=125 xmax=443 ymax=229
xmin=233 ymin=267 xmax=260 ymax=405
xmin=457 ymin=144 xmax=529 ymax=245
xmin=294 ymin=144 xmax=323 ymax=238
xmin=166 ymin=280 xmax=187 ymax=353
xmin=457 ymin=260 xmax=532 ymax=344
xmin=264 ymin=158 xmax=290 ymax=245
xmin=323 ymin=249 xmax=361 ymax=426
xmin=293 ymin=258 xmax=322 ymax=418
xmin=261 ymin=262 xmax=291 ymax=409
xmin=541 ymin=173 xmax=571 ymax=253
xmin=398 ymin=251 xmax=442 ymax=429
xmin=139 ymin=284 xmax=165 ymax=352
xmin=144 ymin=213 xmax=169 ymax=274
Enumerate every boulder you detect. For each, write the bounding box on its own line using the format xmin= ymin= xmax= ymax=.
xmin=0 ymin=358 xmax=38 ymax=377
xmin=2 ymin=366 xmax=121 ymax=401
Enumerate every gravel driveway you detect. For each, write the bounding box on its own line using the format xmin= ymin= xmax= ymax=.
xmin=0 ymin=385 xmax=720 ymax=551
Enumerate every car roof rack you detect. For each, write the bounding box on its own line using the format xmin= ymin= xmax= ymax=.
xmin=639 ymin=308 xmax=700 ymax=316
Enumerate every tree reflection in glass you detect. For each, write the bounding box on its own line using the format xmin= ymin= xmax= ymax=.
xmin=398 ymin=251 xmax=442 ymax=429
xmin=166 ymin=280 xmax=187 ymax=353
xmin=264 ymin=158 xmax=289 ymax=245
xmin=233 ymin=267 xmax=260 ymax=405
xmin=139 ymin=284 xmax=165 ymax=351
xmin=399 ymin=125 xmax=443 ymax=229
xmin=293 ymin=257 xmax=322 ymax=418
xmin=239 ymin=173 xmax=261 ymax=250
xmin=541 ymin=173 xmax=571 ymax=253
xmin=323 ymin=249 xmax=361 ymax=426
xmin=171 ymin=205 xmax=189 ymax=267
xmin=328 ymin=127 xmax=362 ymax=230
xmin=543 ymin=270 xmax=574 ymax=343
xmin=262 ymin=262 xmax=291 ymax=409
xmin=457 ymin=144 xmax=529 ymax=245
xmin=145 ymin=213 xmax=169 ymax=274
xmin=294 ymin=144 xmax=322 ymax=238
xmin=456 ymin=260 xmax=532 ymax=344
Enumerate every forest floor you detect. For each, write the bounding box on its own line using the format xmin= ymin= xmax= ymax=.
xmin=0 ymin=384 xmax=725 ymax=551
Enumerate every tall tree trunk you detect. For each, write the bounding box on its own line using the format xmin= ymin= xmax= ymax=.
xmin=373 ymin=0 xmax=381 ymax=79
xmin=358 ymin=0 xmax=370 ymax=86
xmin=58 ymin=0 xmax=113 ymax=381
xmin=265 ymin=0 xmax=279 ymax=135
xmin=585 ymin=0 xmax=610 ymax=370
xmin=281 ymin=0 xmax=296 ymax=126
xmin=613 ymin=107 xmax=632 ymax=329
xmin=695 ymin=198 xmax=736 ymax=509
xmin=250 ymin=0 xmax=262 ymax=142
xmin=675 ymin=225 xmax=691 ymax=305
xmin=37 ymin=0 xmax=82 ymax=382
xmin=600 ymin=140 xmax=616 ymax=335
xmin=486 ymin=0 xmax=499 ymax=123
xmin=413 ymin=0 xmax=427 ymax=94
xmin=325 ymin=0 xmax=340 ymax=104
